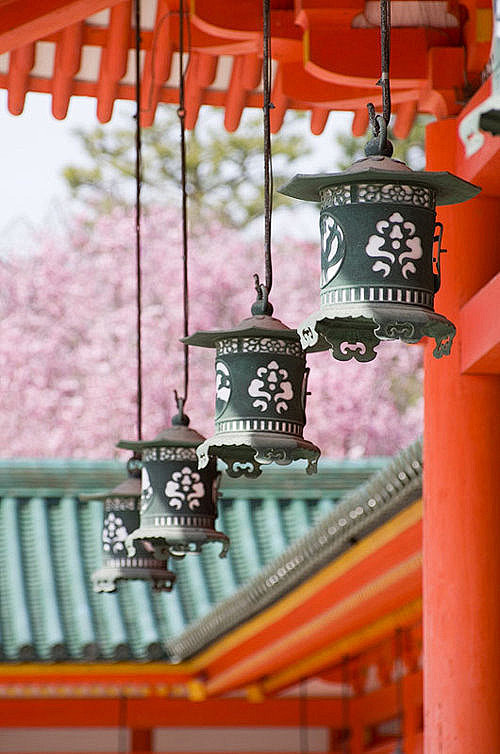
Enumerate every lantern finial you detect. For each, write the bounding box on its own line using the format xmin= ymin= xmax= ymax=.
xmin=172 ymin=390 xmax=190 ymax=427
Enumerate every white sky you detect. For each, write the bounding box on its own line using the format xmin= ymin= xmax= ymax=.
xmin=0 ymin=90 xmax=353 ymax=248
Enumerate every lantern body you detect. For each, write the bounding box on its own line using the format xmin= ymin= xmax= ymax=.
xmin=118 ymin=425 xmax=229 ymax=559
xmin=83 ymin=475 xmax=176 ymax=593
xmin=184 ymin=315 xmax=320 ymax=478
xmin=279 ymin=156 xmax=480 ymax=361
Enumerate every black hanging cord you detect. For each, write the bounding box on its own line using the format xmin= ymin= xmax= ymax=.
xmin=262 ymin=0 xmax=273 ymax=296
xmin=134 ymin=0 xmax=143 ymax=440
xmin=252 ymin=0 xmax=274 ymax=315
xmin=365 ymin=0 xmax=393 ymax=157
xmin=175 ymin=0 xmax=190 ymax=419
xmin=380 ymin=0 xmax=391 ymax=125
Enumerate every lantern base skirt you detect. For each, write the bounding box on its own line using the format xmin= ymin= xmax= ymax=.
xmin=91 ymin=563 xmax=176 ymax=593
xmin=298 ymin=304 xmax=455 ymax=362
xmin=126 ymin=526 xmax=230 ymax=560
xmin=196 ymin=432 xmax=320 ymax=479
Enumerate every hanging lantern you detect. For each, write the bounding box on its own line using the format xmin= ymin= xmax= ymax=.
xmin=183 ymin=298 xmax=321 ymax=479
xmin=117 ymin=409 xmax=229 ymax=559
xmin=82 ymin=456 xmax=176 ymax=593
xmin=279 ymin=151 xmax=480 ymax=362
xmin=278 ymin=0 xmax=480 ymax=363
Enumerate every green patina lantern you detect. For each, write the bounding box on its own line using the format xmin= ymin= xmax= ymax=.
xmin=183 ymin=302 xmax=321 ymax=479
xmin=117 ymin=410 xmax=229 ymax=560
xmin=82 ymin=456 xmax=175 ymax=593
xmin=279 ymin=153 xmax=480 ymax=362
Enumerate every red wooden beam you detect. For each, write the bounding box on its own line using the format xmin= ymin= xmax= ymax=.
xmin=393 ymin=101 xmax=418 ymax=140
xmin=6 ymin=43 xmax=34 ymax=115
xmin=0 ymin=696 xmax=344 ymax=728
xmin=52 ymin=22 xmax=83 ymax=119
xmin=140 ymin=0 xmax=173 ymax=128
xmin=97 ymin=1 xmax=131 ymax=123
xmin=352 ymin=108 xmax=369 ymax=137
xmin=0 ymin=0 xmax=125 ymax=55
xmin=205 ymin=517 xmax=422 ymax=685
xmin=205 ymin=564 xmax=421 ymax=695
xmin=184 ymin=52 xmax=217 ymax=129
xmin=270 ymin=64 xmax=288 ymax=133
xmin=460 ymin=271 xmax=500 ymax=375
xmin=224 ymin=55 xmax=248 ymax=132
xmin=310 ymin=107 xmax=329 ymax=135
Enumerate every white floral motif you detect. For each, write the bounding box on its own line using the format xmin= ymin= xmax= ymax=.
xmin=102 ymin=512 xmax=128 ymax=554
xmin=248 ymin=360 xmax=294 ymax=414
xmin=365 ymin=212 xmax=423 ymax=279
xmin=165 ymin=466 xmax=205 ymax=511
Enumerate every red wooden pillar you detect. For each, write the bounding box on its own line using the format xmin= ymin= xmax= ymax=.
xmin=131 ymin=727 xmax=152 ymax=754
xmin=424 ymin=118 xmax=500 ymax=753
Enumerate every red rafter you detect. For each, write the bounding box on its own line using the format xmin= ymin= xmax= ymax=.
xmin=140 ymin=0 xmax=173 ymax=128
xmin=51 ymin=22 xmax=83 ymax=119
xmin=0 ymin=0 xmax=124 ymax=55
xmin=97 ymin=1 xmax=131 ymax=123
xmin=224 ymin=55 xmax=249 ymax=132
xmin=310 ymin=106 xmax=329 ymax=135
xmin=6 ymin=43 xmax=34 ymax=115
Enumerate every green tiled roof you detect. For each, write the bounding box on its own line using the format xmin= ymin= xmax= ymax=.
xmin=0 ymin=456 xmax=397 ymax=663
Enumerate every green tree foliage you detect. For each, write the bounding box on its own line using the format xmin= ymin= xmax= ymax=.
xmin=63 ymin=107 xmax=311 ymax=228
xmin=335 ymin=116 xmax=430 ymax=171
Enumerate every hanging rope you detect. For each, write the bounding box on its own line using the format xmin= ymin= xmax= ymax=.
xmin=134 ymin=0 xmax=143 ymax=440
xmin=365 ymin=0 xmax=393 ymax=157
xmin=174 ymin=0 xmax=190 ymax=420
xmin=380 ymin=0 xmax=391 ymax=126
xmin=252 ymin=0 xmax=274 ymax=315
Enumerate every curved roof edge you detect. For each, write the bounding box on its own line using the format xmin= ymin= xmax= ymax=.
xmin=165 ymin=439 xmax=423 ymax=661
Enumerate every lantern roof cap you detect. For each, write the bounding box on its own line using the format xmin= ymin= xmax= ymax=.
xmin=183 ymin=314 xmax=299 ymax=349
xmin=279 ymin=154 xmax=480 ymax=206
xmin=117 ymin=423 xmax=206 ymax=451
xmin=79 ymin=474 xmax=140 ymax=502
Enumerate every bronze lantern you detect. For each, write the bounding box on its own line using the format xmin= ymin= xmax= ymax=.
xmin=183 ymin=302 xmax=320 ymax=479
xmin=279 ymin=153 xmax=480 ymax=362
xmin=117 ymin=410 xmax=229 ymax=560
xmin=82 ymin=456 xmax=175 ymax=593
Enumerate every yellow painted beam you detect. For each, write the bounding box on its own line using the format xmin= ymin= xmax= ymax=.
xmin=263 ymin=599 xmax=423 ymax=694
xmin=196 ymin=500 xmax=422 ymax=668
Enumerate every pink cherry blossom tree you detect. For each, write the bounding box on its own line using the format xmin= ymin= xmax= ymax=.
xmin=0 ymin=206 xmax=422 ymax=459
